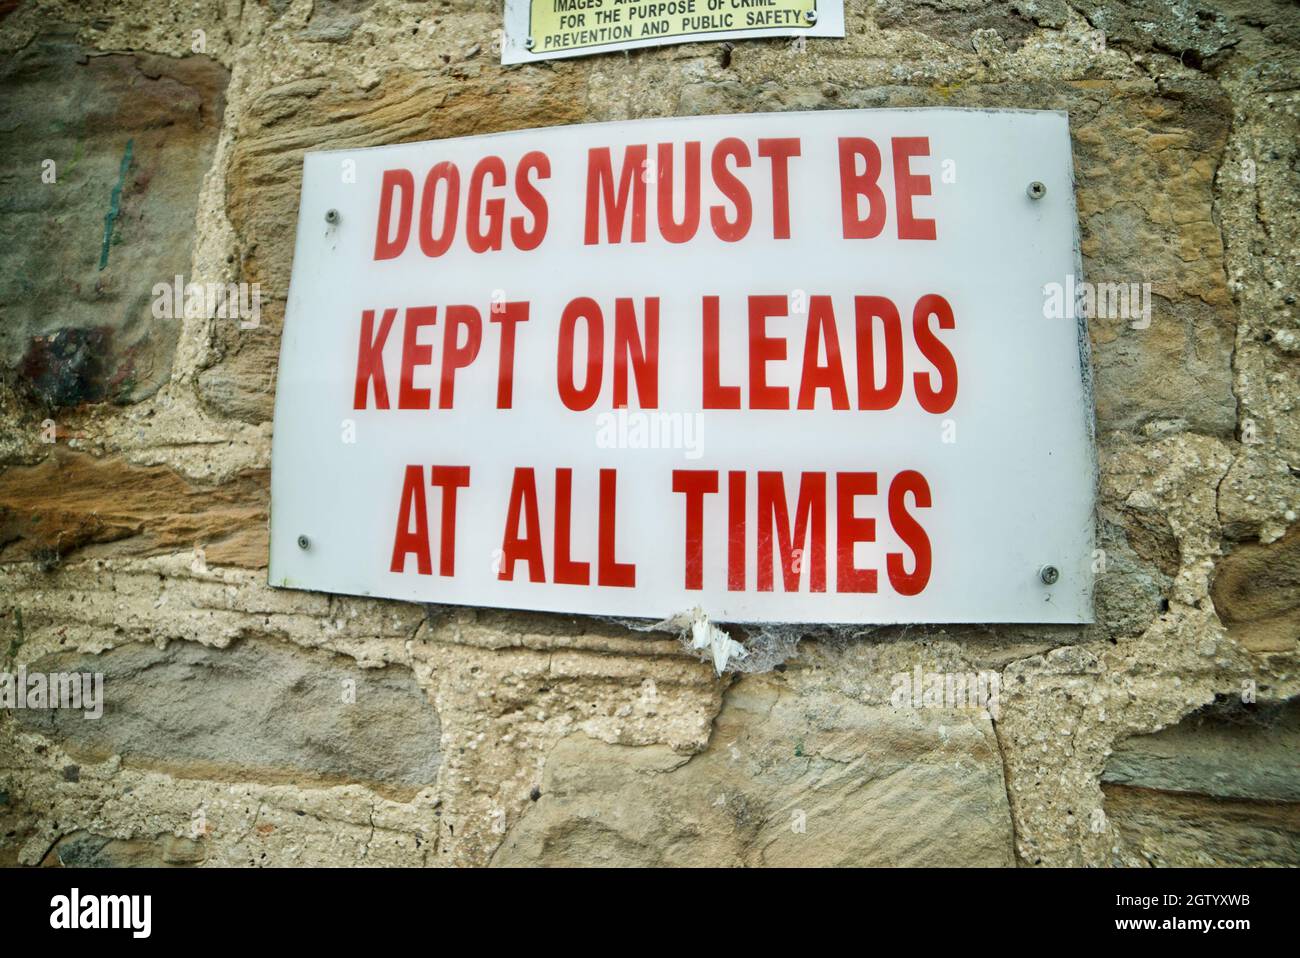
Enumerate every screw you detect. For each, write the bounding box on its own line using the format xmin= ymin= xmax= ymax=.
xmin=1027 ymin=181 xmax=1046 ymax=200
xmin=1039 ymin=565 xmax=1059 ymax=585
xmin=805 ymin=9 xmax=817 ymax=22
xmin=524 ymin=37 xmax=535 ymax=49
xmin=297 ymin=535 xmax=310 ymax=550
xmin=325 ymin=209 xmax=339 ymax=225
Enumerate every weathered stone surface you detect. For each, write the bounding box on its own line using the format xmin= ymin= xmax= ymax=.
xmin=1207 ymin=2 xmax=1300 ymax=568
xmin=873 ymin=0 xmax=1051 ymax=51
xmin=1104 ymin=697 xmax=1300 ymax=801
xmin=16 ymin=638 xmax=442 ymax=799
xmin=1093 ymin=513 xmax=1173 ymax=638
xmin=1211 ymin=526 xmax=1300 ymax=653
xmin=1218 ymin=449 xmax=1300 ymax=544
xmin=1102 ymin=698 xmax=1300 ymax=865
xmin=0 ymin=0 xmax=1297 ymax=869
xmin=42 ymin=832 xmax=206 ymax=867
xmin=1103 ymin=785 xmax=1300 ymax=866
xmin=302 ymin=0 xmax=375 ymax=43
xmin=0 ymin=32 xmax=228 ymax=408
xmin=0 ymin=448 xmax=268 ymax=568
xmin=1071 ymin=82 xmax=1236 ymax=436
xmin=493 ymin=676 xmax=1015 ymax=866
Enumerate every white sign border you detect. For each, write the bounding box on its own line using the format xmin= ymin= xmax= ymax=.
xmin=269 ymin=107 xmax=1099 ymax=627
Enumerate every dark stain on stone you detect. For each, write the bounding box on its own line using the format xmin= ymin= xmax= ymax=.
xmin=19 ymin=326 xmax=113 ymax=408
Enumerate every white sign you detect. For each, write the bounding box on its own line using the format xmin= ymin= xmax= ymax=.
xmin=270 ymin=108 xmax=1096 ymax=625
xmin=500 ymin=0 xmax=845 ymax=63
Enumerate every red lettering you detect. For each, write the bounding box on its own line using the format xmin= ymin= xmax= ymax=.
xmin=855 ymin=296 xmax=904 ymax=410
xmin=835 ymin=472 xmax=877 ymax=593
xmin=374 ymin=170 xmax=414 ymax=260
xmin=553 ymin=468 xmax=590 ymax=586
xmin=797 ymin=295 xmax=850 ymax=410
xmin=598 ymin=469 xmax=635 ymax=587
xmin=430 ymin=466 xmax=470 ymax=577
xmin=887 ymin=470 xmax=932 ymax=595
xmin=466 ymin=156 xmax=506 ymax=253
xmin=390 ymin=465 xmax=431 ymax=575
xmin=702 ymin=295 xmax=741 ymax=409
xmin=710 ymin=138 xmax=752 ymax=242
xmin=557 ymin=297 xmax=604 ymax=410
xmin=838 ymin=138 xmax=886 ymax=239
xmin=584 ymin=145 xmax=648 ymax=245
xmin=749 ymin=295 xmax=788 ymax=410
xmin=727 ymin=470 xmax=746 ymax=591
xmin=891 ymin=137 xmax=936 ymax=240
xmin=439 ymin=305 xmax=482 ymax=409
xmin=418 ymin=162 xmax=460 ymax=258
xmin=757 ymin=471 xmax=827 ymax=592
xmin=672 ymin=470 xmax=719 ymax=590
xmin=491 ymin=301 xmax=529 ymax=409
xmin=912 ymin=294 xmax=957 ymax=413
xmin=354 ymin=308 xmax=397 ymax=409
xmin=398 ymin=306 xmax=437 ymax=410
xmin=511 ymin=151 xmax=550 ymax=251
xmin=500 ymin=467 xmax=545 ymax=583
xmin=657 ymin=141 xmax=701 ymax=244
xmin=757 ymin=138 xmax=800 ymax=240
xmin=613 ymin=297 xmax=659 ymax=409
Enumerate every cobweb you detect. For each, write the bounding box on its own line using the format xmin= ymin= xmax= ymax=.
xmin=595 ymin=609 xmax=877 ymax=675
xmin=424 ymin=602 xmax=877 ymax=676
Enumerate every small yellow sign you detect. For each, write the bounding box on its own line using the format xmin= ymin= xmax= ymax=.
xmin=529 ymin=0 xmax=816 ymax=55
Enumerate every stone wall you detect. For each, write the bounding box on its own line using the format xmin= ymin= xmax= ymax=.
xmin=0 ymin=0 xmax=1296 ymax=867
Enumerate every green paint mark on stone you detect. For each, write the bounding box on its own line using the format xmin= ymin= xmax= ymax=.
xmin=98 ymin=138 xmax=133 ymax=270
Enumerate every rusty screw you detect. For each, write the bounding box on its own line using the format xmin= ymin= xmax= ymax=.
xmin=1027 ymin=181 xmax=1047 ymax=200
